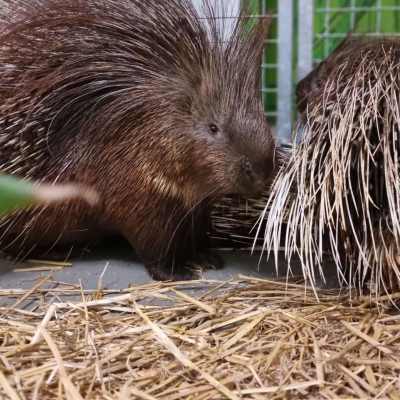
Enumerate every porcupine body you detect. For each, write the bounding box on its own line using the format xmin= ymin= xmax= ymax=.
xmin=263 ymin=38 xmax=400 ymax=297
xmin=0 ymin=0 xmax=277 ymax=281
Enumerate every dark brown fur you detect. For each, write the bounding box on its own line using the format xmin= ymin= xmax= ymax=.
xmin=296 ymin=37 xmax=359 ymax=113
xmin=0 ymin=0 xmax=276 ymax=280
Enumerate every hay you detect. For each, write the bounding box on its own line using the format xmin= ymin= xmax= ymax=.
xmin=1 ymin=272 xmax=400 ymax=399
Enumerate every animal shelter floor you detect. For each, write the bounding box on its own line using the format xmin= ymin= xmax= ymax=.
xmin=0 ymin=243 xmax=339 ymax=307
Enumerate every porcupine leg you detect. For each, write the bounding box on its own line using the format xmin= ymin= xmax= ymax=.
xmin=182 ymin=201 xmax=223 ymax=267
xmin=127 ymin=203 xmax=223 ymax=281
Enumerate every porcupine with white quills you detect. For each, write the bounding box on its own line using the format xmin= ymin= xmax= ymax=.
xmin=262 ymin=38 xmax=400 ymax=299
xmin=0 ymin=0 xmax=278 ymax=280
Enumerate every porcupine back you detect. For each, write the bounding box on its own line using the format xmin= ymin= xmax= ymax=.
xmin=0 ymin=0 xmax=276 ymax=280
xmin=262 ymin=38 xmax=400 ymax=297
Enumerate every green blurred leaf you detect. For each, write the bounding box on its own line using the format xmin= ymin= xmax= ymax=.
xmin=0 ymin=173 xmax=99 ymax=217
xmin=0 ymin=174 xmax=35 ymax=215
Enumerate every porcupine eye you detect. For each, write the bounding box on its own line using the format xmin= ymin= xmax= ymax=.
xmin=317 ymin=79 xmax=322 ymax=87
xmin=208 ymin=123 xmax=219 ymax=135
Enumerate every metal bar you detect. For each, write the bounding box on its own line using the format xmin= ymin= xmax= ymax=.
xmin=324 ymin=0 xmax=330 ymax=58
xmin=350 ymin=0 xmax=355 ymax=32
xmin=297 ymin=0 xmax=314 ymax=81
xmin=376 ymin=0 xmax=382 ymax=34
xmin=314 ymin=32 xmax=400 ymax=38
xmin=296 ymin=0 xmax=314 ymax=140
xmin=261 ymin=0 xmax=266 ymax=112
xmin=261 ymin=88 xmax=279 ymax=93
xmin=277 ymin=0 xmax=293 ymax=145
xmin=314 ymin=6 xmax=400 ymax=12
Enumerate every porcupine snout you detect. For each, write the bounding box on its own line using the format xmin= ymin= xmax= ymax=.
xmin=246 ymin=127 xmax=278 ymax=194
xmin=241 ymin=158 xmax=271 ymax=194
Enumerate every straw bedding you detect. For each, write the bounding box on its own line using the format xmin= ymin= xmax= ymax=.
xmin=0 ymin=267 xmax=399 ymax=399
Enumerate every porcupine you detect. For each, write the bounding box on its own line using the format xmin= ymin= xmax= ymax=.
xmin=0 ymin=0 xmax=277 ymax=281
xmin=263 ymin=38 xmax=400 ymax=297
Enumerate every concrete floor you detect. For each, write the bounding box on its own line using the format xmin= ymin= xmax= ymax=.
xmin=0 ymin=239 xmax=340 ymax=309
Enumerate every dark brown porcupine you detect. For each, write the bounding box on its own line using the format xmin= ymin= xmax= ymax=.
xmin=263 ymin=38 xmax=400 ymax=299
xmin=0 ymin=0 xmax=277 ymax=281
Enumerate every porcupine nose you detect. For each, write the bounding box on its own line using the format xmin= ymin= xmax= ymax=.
xmin=244 ymin=160 xmax=268 ymax=193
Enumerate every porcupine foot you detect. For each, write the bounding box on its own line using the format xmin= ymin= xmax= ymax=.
xmin=147 ymin=251 xmax=224 ymax=281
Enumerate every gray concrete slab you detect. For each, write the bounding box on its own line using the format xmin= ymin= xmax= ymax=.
xmin=0 ymin=242 xmax=339 ymax=309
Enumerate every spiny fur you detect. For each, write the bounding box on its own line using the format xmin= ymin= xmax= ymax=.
xmin=262 ymin=38 xmax=400 ymax=301
xmin=0 ymin=0 xmax=276 ymax=281
xmin=209 ymin=148 xmax=289 ymax=249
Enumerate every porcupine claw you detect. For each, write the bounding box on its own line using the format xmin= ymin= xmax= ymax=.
xmin=148 ymin=251 xmax=223 ymax=281
xmin=187 ymin=251 xmax=224 ymax=271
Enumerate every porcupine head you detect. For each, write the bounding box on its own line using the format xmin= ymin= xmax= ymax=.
xmin=0 ymin=0 xmax=276 ymax=281
xmin=296 ymin=36 xmax=357 ymax=114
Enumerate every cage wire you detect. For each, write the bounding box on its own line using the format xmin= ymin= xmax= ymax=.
xmin=256 ymin=0 xmax=400 ymax=144
xmin=192 ymin=0 xmax=400 ymax=140
xmin=189 ymin=1 xmax=400 ymax=143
